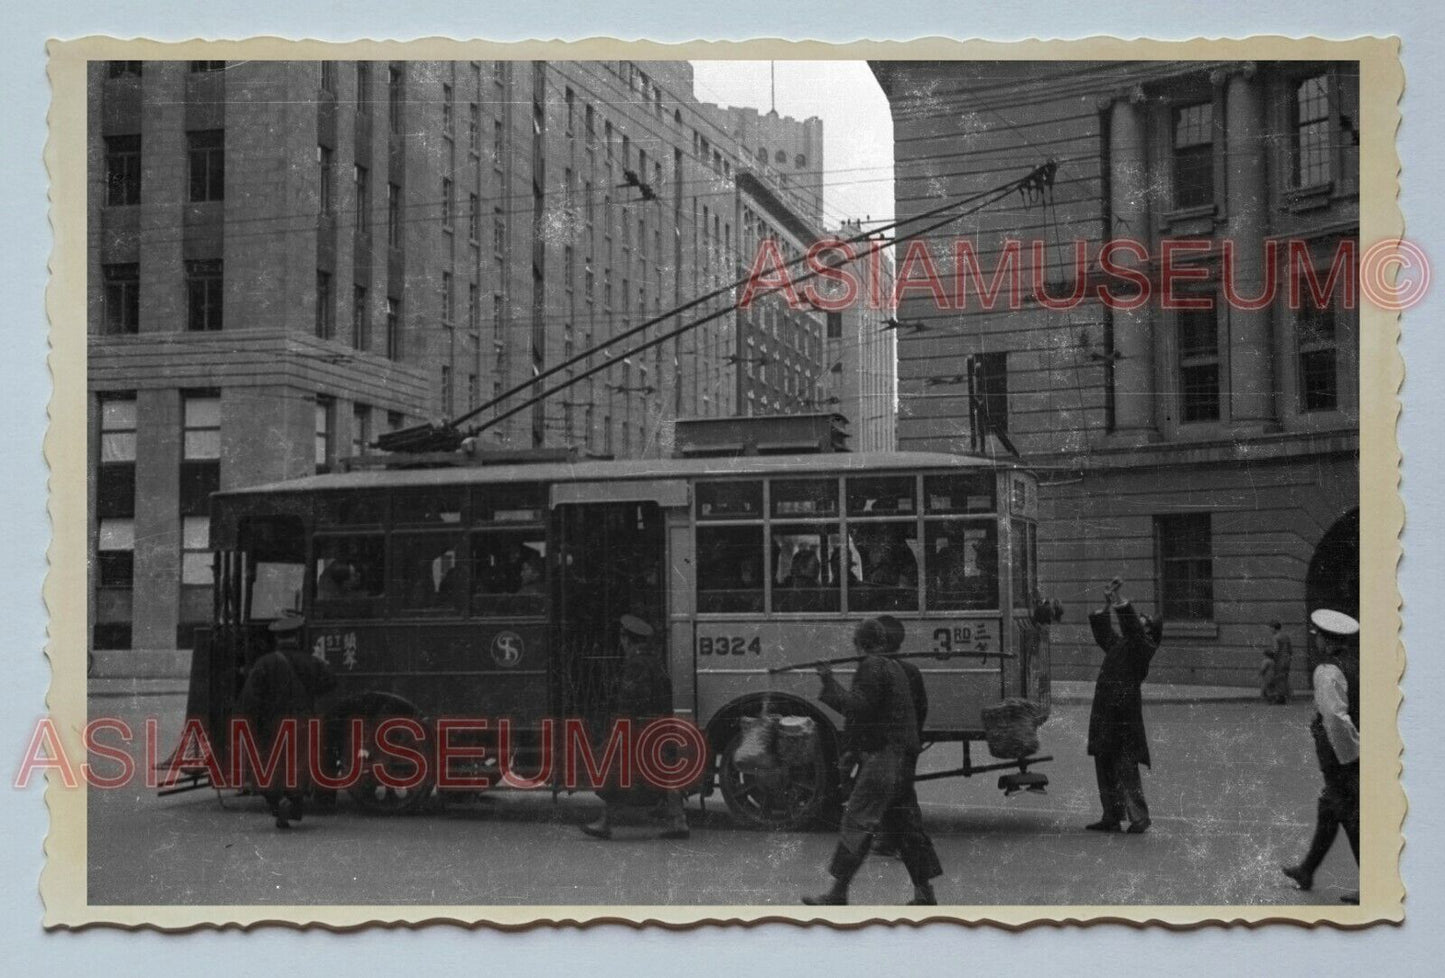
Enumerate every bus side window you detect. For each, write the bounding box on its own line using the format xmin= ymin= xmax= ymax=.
xmin=696 ymin=525 xmax=764 ymax=613
xmin=313 ymin=534 xmax=385 ymax=619
xmin=471 ymin=529 xmax=547 ymax=618
xmin=771 ymin=524 xmax=841 ymax=613
xmin=393 ymin=532 xmax=467 ymax=614
xmin=924 ymin=520 xmax=998 ymax=611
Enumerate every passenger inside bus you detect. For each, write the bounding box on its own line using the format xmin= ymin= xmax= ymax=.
xmin=312 ymin=536 xmax=385 ymax=618
xmin=695 ymin=525 xmax=765 ymax=613
xmin=848 ymin=526 xmax=919 ymax=612
xmin=775 ymin=542 xmax=837 ymax=613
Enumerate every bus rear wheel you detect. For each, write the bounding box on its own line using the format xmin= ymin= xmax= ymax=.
xmin=717 ymin=722 xmax=836 ymax=830
xmin=346 ymin=716 xmax=432 ymax=815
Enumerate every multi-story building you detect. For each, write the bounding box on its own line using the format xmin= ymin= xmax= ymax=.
xmin=822 ymin=219 xmax=897 ymax=452
xmin=871 ymin=60 xmax=1359 ymax=686
xmin=88 ymin=59 xmax=828 ymax=673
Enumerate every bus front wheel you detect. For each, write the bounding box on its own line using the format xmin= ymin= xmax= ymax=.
xmin=717 ymin=722 xmax=837 ymax=830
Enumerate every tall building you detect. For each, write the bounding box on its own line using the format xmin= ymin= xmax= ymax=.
xmin=823 ymin=219 xmax=897 ymax=452
xmin=88 ymin=59 xmax=827 ymax=673
xmin=871 ymin=60 xmax=1359 ymax=686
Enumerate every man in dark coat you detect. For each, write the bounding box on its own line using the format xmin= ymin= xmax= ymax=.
xmin=1282 ymin=608 xmax=1360 ymax=902
xmin=580 ymin=615 xmax=689 ymax=840
xmin=1085 ymin=577 xmax=1162 ymax=834
xmin=866 ymin=616 xmax=944 ymax=899
xmin=804 ymin=618 xmax=935 ymax=906
xmin=237 ymin=614 xmax=337 ymax=829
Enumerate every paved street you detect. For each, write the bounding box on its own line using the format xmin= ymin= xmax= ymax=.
xmin=86 ymin=690 xmax=1357 ymax=907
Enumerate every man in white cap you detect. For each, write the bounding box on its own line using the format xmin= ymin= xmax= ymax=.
xmin=581 ymin=614 xmax=690 ymax=840
xmin=1282 ymin=608 xmax=1360 ymax=902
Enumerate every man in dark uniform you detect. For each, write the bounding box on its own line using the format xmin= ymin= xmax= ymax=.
xmin=804 ymin=618 xmax=937 ymax=906
xmin=580 ymin=615 xmax=690 ymax=840
xmin=867 ymin=616 xmax=943 ymax=900
xmin=1085 ymin=577 xmax=1163 ymax=834
xmin=237 ymin=614 xmax=337 ymax=829
xmin=1282 ymin=608 xmax=1360 ymax=903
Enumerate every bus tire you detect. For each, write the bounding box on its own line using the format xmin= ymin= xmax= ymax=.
xmin=332 ymin=696 xmax=433 ymax=816
xmin=716 ymin=715 xmax=838 ymax=831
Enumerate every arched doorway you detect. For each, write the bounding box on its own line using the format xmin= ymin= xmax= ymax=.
xmin=1304 ymin=507 xmax=1359 ymax=665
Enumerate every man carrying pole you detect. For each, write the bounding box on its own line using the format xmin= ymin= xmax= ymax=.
xmin=803 ymin=618 xmax=939 ymax=906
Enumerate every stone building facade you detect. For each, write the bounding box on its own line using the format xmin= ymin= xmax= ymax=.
xmin=871 ymin=60 xmax=1360 ymax=686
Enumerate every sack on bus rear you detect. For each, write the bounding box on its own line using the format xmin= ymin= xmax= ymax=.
xmin=733 ymin=715 xmax=778 ymax=772
xmin=774 ymin=716 xmax=818 ymax=767
xmin=981 ymin=698 xmax=1042 ymax=760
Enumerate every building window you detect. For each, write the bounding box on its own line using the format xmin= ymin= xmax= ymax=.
xmin=187 ymin=129 xmax=225 ymax=202
xmin=387 ymin=182 xmax=401 ymax=248
xmin=352 ymin=403 xmax=371 ymax=457
xmin=95 ymin=393 xmax=137 ymax=650
xmin=355 ymin=62 xmax=371 ymax=108
xmin=493 ymin=207 xmax=505 ymax=254
xmin=441 ymin=271 xmax=453 ymax=324
xmin=1292 ymin=74 xmax=1332 ymax=188
xmin=1297 ymin=296 xmax=1339 ymax=412
xmin=1171 ymin=102 xmax=1213 ymax=209
xmin=468 ymin=193 xmax=480 ymax=243
xmin=441 ymin=365 xmax=453 ymax=415
xmin=107 ymin=61 xmax=142 ymax=78
xmin=468 ymin=282 xmax=479 ymax=332
xmin=318 ymin=145 xmax=334 ymax=215
xmin=826 ymin=311 xmax=842 ymax=339
xmin=178 ymin=392 xmax=221 ymax=646
xmin=469 ymin=103 xmax=480 ymax=155
xmin=441 ymin=177 xmax=453 ymax=229
xmin=493 ymin=120 xmax=504 ymax=165
xmin=315 ymin=270 xmax=334 ymax=338
xmin=103 ymin=134 xmax=141 ymax=206
xmin=353 ymin=165 xmax=370 ymax=235
xmin=565 ymin=87 xmax=575 ymax=133
xmin=351 ymin=285 xmax=368 ymax=350
xmin=315 ymin=398 xmax=334 ymax=473
xmin=1177 ymin=298 xmax=1220 ymax=423
xmin=442 ymin=83 xmax=454 ymax=135
xmin=319 ymin=61 xmax=336 ymax=95
xmin=185 ymin=260 xmax=223 ymax=331
xmin=102 ymin=263 xmax=140 ymax=335
xmin=976 ymin=351 xmax=1009 ymax=434
xmin=388 ymin=66 xmax=403 ymax=134
xmin=1155 ymin=513 xmax=1213 ymax=621
xmin=385 ymin=296 xmax=401 ymax=360
xmin=189 ymin=61 xmax=225 ymax=73
xmin=467 ymin=372 xmax=479 ymax=410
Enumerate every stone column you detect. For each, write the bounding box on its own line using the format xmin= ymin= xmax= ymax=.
xmin=1218 ymin=63 xmax=1276 ymax=428
xmin=1106 ymin=88 xmax=1156 ymax=437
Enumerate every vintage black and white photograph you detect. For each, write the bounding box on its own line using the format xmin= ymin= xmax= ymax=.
xmin=42 ymin=37 xmax=1402 ymax=927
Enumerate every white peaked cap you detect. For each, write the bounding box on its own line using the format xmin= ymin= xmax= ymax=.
xmin=1310 ymin=608 xmax=1360 ymax=637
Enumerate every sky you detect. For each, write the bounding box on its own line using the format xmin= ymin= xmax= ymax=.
xmin=689 ymin=60 xmax=895 ymax=232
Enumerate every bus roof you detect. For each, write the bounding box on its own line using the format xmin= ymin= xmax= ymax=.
xmin=216 ymin=450 xmax=1025 ymax=499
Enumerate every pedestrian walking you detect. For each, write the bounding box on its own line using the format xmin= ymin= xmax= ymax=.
xmin=1084 ymin=577 xmax=1163 ymax=835
xmin=866 ymin=615 xmax=944 ymax=894
xmin=804 ymin=618 xmax=938 ymax=906
xmin=1261 ymin=620 xmax=1293 ymax=705
xmin=1281 ymin=608 xmax=1361 ymax=903
xmin=580 ymin=614 xmax=690 ymax=840
xmin=237 ymin=613 xmax=337 ymax=830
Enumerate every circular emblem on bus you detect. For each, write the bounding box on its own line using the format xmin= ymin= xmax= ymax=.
xmin=491 ymin=631 xmax=525 ymax=668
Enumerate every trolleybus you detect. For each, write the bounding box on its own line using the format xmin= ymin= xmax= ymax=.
xmin=175 ymin=415 xmax=1053 ymax=829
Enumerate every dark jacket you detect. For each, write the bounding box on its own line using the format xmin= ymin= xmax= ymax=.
xmin=896 ymin=657 xmax=928 ymax=734
xmin=1086 ymin=602 xmax=1158 ymax=766
xmin=237 ymin=648 xmax=337 ymax=791
xmin=821 ymin=654 xmax=920 ymax=755
xmin=598 ymin=649 xmax=673 ymax=804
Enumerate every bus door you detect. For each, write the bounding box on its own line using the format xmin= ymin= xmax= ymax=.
xmin=551 ymin=485 xmax=679 ymax=734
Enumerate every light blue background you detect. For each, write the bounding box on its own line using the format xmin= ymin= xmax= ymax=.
xmin=3 ymin=2 xmax=1440 ymax=972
